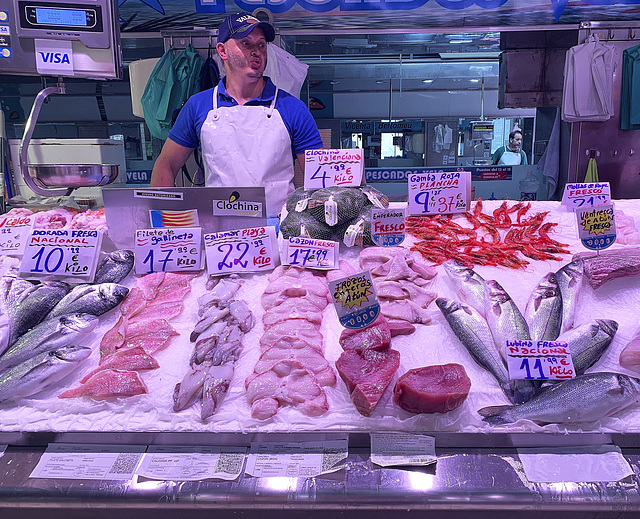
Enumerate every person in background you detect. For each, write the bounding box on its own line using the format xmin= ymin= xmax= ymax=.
xmin=150 ymin=12 xmax=323 ymax=217
xmin=491 ymin=130 xmax=528 ymax=165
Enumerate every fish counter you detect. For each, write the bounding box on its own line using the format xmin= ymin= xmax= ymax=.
xmin=1 ymin=199 xmax=640 ymax=440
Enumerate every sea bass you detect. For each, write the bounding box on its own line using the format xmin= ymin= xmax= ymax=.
xmin=443 ymin=260 xmax=486 ymax=316
xmin=524 ymin=273 xmax=562 ymax=342
xmin=0 ymin=345 xmax=91 ymax=403
xmin=484 ymin=280 xmax=531 ymax=359
xmin=0 ymin=313 xmax=98 ymax=371
xmin=436 ymin=297 xmax=534 ymax=404
xmin=479 ymin=372 xmax=640 ymax=425
xmin=47 ymin=283 xmax=129 ymax=319
xmin=555 ymin=259 xmax=584 ymax=333
xmin=556 ymin=319 xmax=618 ymax=375
xmin=93 ymin=250 xmax=135 ymax=284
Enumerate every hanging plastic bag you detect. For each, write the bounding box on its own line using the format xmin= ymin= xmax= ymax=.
xmin=141 ymin=44 xmax=204 ymax=140
xmin=265 ymin=43 xmax=308 ymax=99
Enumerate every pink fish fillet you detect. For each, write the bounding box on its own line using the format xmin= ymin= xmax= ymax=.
xmin=126 ymin=318 xmax=177 ymax=338
xmin=99 ymin=316 xmax=127 ymax=359
xmin=138 ymin=272 xmax=165 ymax=299
xmin=120 ymin=330 xmax=176 ymax=355
xmin=59 ymin=369 xmax=147 ymax=399
xmin=129 ymin=301 xmax=184 ymax=323
xmin=82 ymin=346 xmax=159 ymax=383
xmin=262 ymin=298 xmax=323 ymax=328
xmin=245 ymin=360 xmax=328 ymax=419
xmin=119 ymin=287 xmax=147 ymax=318
xmin=381 ymin=300 xmax=432 ymax=324
xmin=150 ymin=284 xmax=191 ymax=306
xmin=339 ymin=315 xmax=391 ymax=351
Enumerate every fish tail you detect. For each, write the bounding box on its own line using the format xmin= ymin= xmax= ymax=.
xmin=482 ymin=414 xmax=511 ymax=426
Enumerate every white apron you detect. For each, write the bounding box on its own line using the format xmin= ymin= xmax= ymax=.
xmin=498 ymin=149 xmax=522 ymax=166
xmin=201 ymin=85 xmax=294 ymax=217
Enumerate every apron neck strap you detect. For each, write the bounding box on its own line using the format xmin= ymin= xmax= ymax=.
xmin=212 ymin=84 xmax=278 ymax=113
xmin=213 ymin=84 xmax=219 ymax=109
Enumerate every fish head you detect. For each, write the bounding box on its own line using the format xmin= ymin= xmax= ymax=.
xmin=51 ymin=345 xmax=92 ymax=362
xmin=99 ymin=283 xmax=130 ymax=304
xmin=485 ymin=280 xmax=510 ymax=304
xmin=596 ymin=319 xmax=619 ymax=338
xmin=435 ymin=297 xmax=456 ymax=314
xmin=59 ymin=313 xmax=99 ymax=333
xmin=616 ymin=373 xmax=640 ymax=401
xmin=111 ymin=250 xmax=135 ymax=264
xmin=560 ymin=259 xmax=584 ymax=287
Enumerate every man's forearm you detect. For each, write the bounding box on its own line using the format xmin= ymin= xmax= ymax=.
xmin=150 ymin=164 xmax=177 ymax=187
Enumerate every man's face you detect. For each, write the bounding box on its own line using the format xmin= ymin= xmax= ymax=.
xmin=509 ymin=132 xmax=522 ymax=150
xmin=220 ymin=28 xmax=267 ymax=80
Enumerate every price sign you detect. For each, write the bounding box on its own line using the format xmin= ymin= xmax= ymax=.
xmin=304 ymin=149 xmax=364 ymax=190
xmin=204 ymin=226 xmax=277 ymax=275
xmin=135 ymin=227 xmax=202 ymax=275
xmin=577 ymin=204 xmax=616 ymax=251
xmin=283 ymin=237 xmax=338 ymax=270
xmin=329 ymin=271 xmax=380 ymax=329
xmin=19 ymin=229 xmax=102 ymax=282
xmin=506 ymin=340 xmax=575 ymax=380
xmin=0 ymin=213 xmax=35 ymax=256
xmin=561 ymin=182 xmax=611 ymax=210
xmin=407 ymin=171 xmax=471 ymax=216
xmin=371 ymin=207 xmax=406 ymax=246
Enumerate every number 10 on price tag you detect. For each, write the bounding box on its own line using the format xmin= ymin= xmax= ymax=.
xmin=19 ymin=229 xmax=103 ymax=282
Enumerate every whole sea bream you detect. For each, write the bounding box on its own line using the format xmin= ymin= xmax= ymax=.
xmin=443 ymin=260 xmax=486 ymax=317
xmin=0 ymin=313 xmax=98 ymax=371
xmin=93 ymin=249 xmax=135 ymax=284
xmin=554 ymin=259 xmax=584 ymax=333
xmin=479 ymin=372 xmax=640 ymax=425
xmin=0 ymin=345 xmax=91 ymax=403
xmin=484 ymin=279 xmax=531 ymax=359
xmin=47 ymin=283 xmax=129 ymax=319
xmin=0 ymin=275 xmax=70 ymax=348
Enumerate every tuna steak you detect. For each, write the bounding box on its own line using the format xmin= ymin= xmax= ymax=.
xmin=393 ymin=363 xmax=471 ymax=414
xmin=339 ymin=315 xmax=391 ymax=351
xmin=335 ymin=348 xmax=400 ymax=417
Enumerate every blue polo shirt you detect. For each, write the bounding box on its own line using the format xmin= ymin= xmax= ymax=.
xmin=168 ymin=77 xmax=323 ymax=156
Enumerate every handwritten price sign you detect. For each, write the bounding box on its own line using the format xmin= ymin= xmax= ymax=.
xmin=506 ymin=340 xmax=575 ymax=380
xmin=371 ymin=208 xmax=406 ymax=246
xmin=304 ymin=149 xmax=363 ymax=190
xmin=283 ymin=237 xmax=338 ymax=270
xmin=329 ymin=271 xmax=380 ymax=329
xmin=204 ymin=226 xmax=277 ymax=276
xmin=0 ymin=214 xmax=35 ymax=256
xmin=19 ymin=229 xmax=103 ymax=282
xmin=577 ymin=204 xmax=616 ymax=251
xmin=561 ymin=182 xmax=611 ymax=210
xmin=135 ymin=227 xmax=202 ymax=274
xmin=407 ymin=171 xmax=471 ymax=216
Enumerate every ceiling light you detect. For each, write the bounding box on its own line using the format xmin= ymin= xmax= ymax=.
xmin=375 ymin=80 xmax=386 ymax=84
xmin=330 ymin=80 xmax=340 ymax=85
xmin=422 ymin=79 xmax=433 ymax=83
xmin=470 ymin=79 xmax=480 ymax=83
xmin=449 ymin=39 xmax=473 ymax=44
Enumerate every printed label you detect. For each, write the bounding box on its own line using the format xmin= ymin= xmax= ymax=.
xmin=35 ymin=39 xmax=73 ymax=75
xmin=577 ymin=204 xmax=616 ymax=251
xmin=329 ymin=271 xmax=380 ymax=329
xmin=371 ymin=207 xmax=405 ymax=246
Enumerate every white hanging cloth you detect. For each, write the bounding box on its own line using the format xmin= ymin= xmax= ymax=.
xmin=562 ymin=34 xmax=615 ymax=122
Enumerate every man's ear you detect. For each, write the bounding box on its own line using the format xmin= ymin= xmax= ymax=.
xmin=216 ymin=42 xmax=227 ymax=60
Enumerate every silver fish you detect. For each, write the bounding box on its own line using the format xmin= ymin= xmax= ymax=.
xmin=556 ymin=319 xmax=618 ymax=375
xmin=201 ymin=362 xmax=235 ymax=419
xmin=524 ymin=273 xmax=562 ymax=342
xmin=93 ymin=250 xmax=134 ymax=284
xmin=48 ymin=283 xmax=129 ymax=319
xmin=479 ymin=372 xmax=640 ymax=425
xmin=484 ymin=279 xmax=531 ymax=360
xmin=6 ymin=281 xmax=70 ymax=347
xmin=0 ymin=313 xmax=98 ymax=371
xmin=437 ymin=297 xmax=535 ymax=404
xmin=443 ymin=260 xmax=486 ymax=316
xmin=555 ymin=259 xmax=584 ymax=334
xmin=0 ymin=345 xmax=91 ymax=403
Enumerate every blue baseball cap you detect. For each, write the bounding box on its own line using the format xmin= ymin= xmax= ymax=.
xmin=218 ymin=12 xmax=275 ymax=43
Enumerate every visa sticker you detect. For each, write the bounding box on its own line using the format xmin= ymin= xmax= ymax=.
xmin=34 ymin=39 xmax=73 ymax=75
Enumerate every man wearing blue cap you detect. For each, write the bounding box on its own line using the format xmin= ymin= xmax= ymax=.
xmin=150 ymin=12 xmax=322 ymax=217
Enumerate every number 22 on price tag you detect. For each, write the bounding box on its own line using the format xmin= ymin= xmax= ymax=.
xmin=204 ymin=226 xmax=277 ymax=275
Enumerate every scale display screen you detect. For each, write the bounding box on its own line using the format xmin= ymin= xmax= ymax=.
xmin=35 ymin=7 xmax=87 ymax=26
